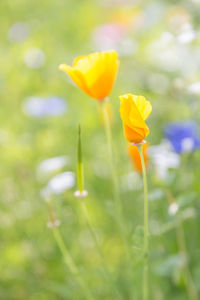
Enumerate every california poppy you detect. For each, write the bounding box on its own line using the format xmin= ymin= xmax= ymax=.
xmin=59 ymin=50 xmax=119 ymax=101
xmin=120 ymin=94 xmax=152 ymax=144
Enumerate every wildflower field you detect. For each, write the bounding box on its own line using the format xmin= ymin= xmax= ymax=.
xmin=1 ymin=0 xmax=200 ymax=299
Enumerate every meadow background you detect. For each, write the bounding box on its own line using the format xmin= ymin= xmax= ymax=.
xmin=1 ymin=0 xmax=200 ymax=299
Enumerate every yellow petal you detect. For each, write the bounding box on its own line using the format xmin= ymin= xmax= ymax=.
xmin=87 ymin=51 xmax=119 ymax=99
xmin=59 ymin=64 xmax=92 ymax=97
xmin=119 ymin=93 xmax=152 ymax=143
xmin=132 ymin=95 xmax=152 ymax=120
xmin=120 ymin=94 xmax=146 ymax=130
xmin=59 ymin=50 xmax=119 ymax=100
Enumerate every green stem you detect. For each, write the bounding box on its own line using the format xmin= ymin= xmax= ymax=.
xmin=80 ymin=200 xmax=107 ymax=270
xmin=76 ymin=124 xmax=123 ymax=300
xmin=53 ymin=227 xmax=94 ymax=300
xmin=176 ymin=216 xmax=198 ymax=300
xmin=77 ymin=124 xmax=84 ymax=192
xmin=76 ymin=123 xmax=107 ymax=270
xmin=166 ymin=191 xmax=198 ymax=300
xmin=101 ymin=101 xmax=126 ymax=242
xmin=80 ymin=201 xmax=123 ymax=300
xmin=101 ymin=101 xmax=122 ymax=223
xmin=138 ymin=144 xmax=149 ymax=300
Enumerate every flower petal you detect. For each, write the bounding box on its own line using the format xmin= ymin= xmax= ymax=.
xmin=73 ymin=50 xmax=119 ymax=99
xmin=120 ymin=93 xmax=151 ymax=143
xmin=59 ymin=64 xmax=91 ymax=97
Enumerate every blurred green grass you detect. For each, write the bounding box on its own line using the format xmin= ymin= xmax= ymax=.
xmin=0 ymin=0 xmax=200 ymax=299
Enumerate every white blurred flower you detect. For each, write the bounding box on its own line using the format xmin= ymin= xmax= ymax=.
xmin=74 ymin=190 xmax=88 ymax=198
xmin=147 ymin=30 xmax=198 ymax=74
xmin=121 ymin=171 xmax=142 ymax=191
xmin=187 ymin=82 xmax=200 ymax=94
xmin=160 ymin=31 xmax=175 ymax=43
xmin=177 ymin=24 xmax=196 ymax=44
xmin=37 ymin=156 xmax=69 ymax=179
xmin=168 ymin=202 xmax=179 ymax=215
xmin=118 ymin=38 xmax=138 ymax=56
xmin=149 ymin=140 xmax=180 ymax=180
xmin=46 ymin=172 xmax=75 ymax=194
xmin=99 ymin=0 xmax=135 ymax=7
xmin=47 ymin=219 xmax=60 ymax=228
xmin=8 ymin=22 xmax=29 ymax=43
xmin=24 ymin=48 xmax=45 ymax=69
xmin=181 ymin=137 xmax=194 ymax=153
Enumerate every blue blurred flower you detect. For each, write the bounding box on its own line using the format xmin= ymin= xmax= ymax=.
xmin=23 ymin=96 xmax=67 ymax=117
xmin=164 ymin=121 xmax=200 ymax=153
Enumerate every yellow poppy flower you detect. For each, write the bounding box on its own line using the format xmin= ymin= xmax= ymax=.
xmin=120 ymin=94 xmax=152 ymax=144
xmin=59 ymin=50 xmax=119 ymax=101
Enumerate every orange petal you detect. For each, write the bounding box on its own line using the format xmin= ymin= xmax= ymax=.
xmin=128 ymin=143 xmax=148 ymax=173
xmin=123 ymin=123 xmax=148 ymax=144
xmin=120 ymin=93 xmax=151 ymax=143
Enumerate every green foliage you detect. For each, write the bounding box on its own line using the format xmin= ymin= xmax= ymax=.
xmin=0 ymin=0 xmax=200 ymax=299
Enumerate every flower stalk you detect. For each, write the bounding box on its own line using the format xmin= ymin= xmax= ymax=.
xmin=75 ymin=124 xmax=123 ymax=300
xmin=138 ymin=143 xmax=149 ymax=300
xmin=52 ymin=227 xmax=94 ymax=300
xmin=166 ymin=191 xmax=198 ymax=300
xmin=176 ymin=217 xmax=198 ymax=300
xmin=101 ymin=100 xmax=123 ymax=230
xmin=45 ymin=199 xmax=93 ymax=300
xmin=75 ymin=125 xmax=105 ymax=265
xmin=77 ymin=123 xmax=84 ymax=193
xmin=75 ymin=124 xmax=107 ymax=264
xmin=100 ymin=99 xmax=132 ymax=265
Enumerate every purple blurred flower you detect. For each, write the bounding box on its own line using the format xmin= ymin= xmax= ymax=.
xmin=164 ymin=121 xmax=200 ymax=153
xmin=23 ymin=96 xmax=67 ymax=117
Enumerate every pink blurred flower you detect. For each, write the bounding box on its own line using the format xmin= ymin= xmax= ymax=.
xmin=92 ymin=23 xmax=126 ymax=50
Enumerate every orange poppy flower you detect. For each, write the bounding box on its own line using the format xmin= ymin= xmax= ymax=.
xmin=128 ymin=143 xmax=148 ymax=173
xmin=120 ymin=94 xmax=152 ymax=144
xmin=59 ymin=50 xmax=119 ymax=101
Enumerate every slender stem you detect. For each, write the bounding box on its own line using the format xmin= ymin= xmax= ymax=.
xmin=45 ymin=198 xmax=93 ymax=300
xmin=80 ymin=200 xmax=107 ymax=270
xmin=138 ymin=144 xmax=149 ymax=300
xmin=77 ymin=124 xmax=84 ymax=193
xmin=166 ymin=191 xmax=198 ymax=300
xmin=176 ymin=216 xmax=198 ymax=300
xmin=76 ymin=124 xmax=123 ymax=300
xmin=100 ymin=101 xmax=125 ymax=237
xmin=76 ymin=124 xmax=106 ymax=265
xmin=53 ymin=226 xmax=94 ymax=300
xmin=80 ymin=201 xmax=123 ymax=300
xmin=76 ymin=123 xmax=107 ymax=270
